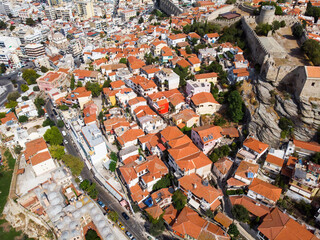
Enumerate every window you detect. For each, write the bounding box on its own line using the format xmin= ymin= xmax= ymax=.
xmin=311 ymin=82 xmax=315 ymax=86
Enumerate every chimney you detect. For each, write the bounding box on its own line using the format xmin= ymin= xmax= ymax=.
xmin=193 ymin=183 xmax=197 ymax=189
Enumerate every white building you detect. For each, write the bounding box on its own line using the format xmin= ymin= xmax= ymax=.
xmin=154 ymin=68 xmax=180 ymax=91
xmin=80 ymin=124 xmax=108 ymax=164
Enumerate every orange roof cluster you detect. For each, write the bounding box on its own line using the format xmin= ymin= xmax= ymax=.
xmin=249 ymin=178 xmax=282 ymax=203
xmin=37 ymin=71 xmax=64 ymax=83
xmin=230 ymin=195 xmax=271 ymax=217
xmin=24 ymin=138 xmax=48 ymax=161
xmin=265 ymin=154 xmax=284 ymax=167
xmin=214 ymin=157 xmax=233 ymax=175
xmin=193 ymin=125 xmax=223 ymax=143
xmin=234 ymin=160 xmax=259 ymax=183
xmin=243 ymin=137 xmax=269 ymax=154
xmin=1 ymin=112 xmax=17 ymax=124
xmin=191 ymin=92 xmax=219 ymax=105
xmin=103 ymin=117 xmax=129 ymax=132
xmin=30 ymin=151 xmax=51 ymax=166
xmin=179 ymin=173 xmax=222 ymax=209
xmin=195 ymin=72 xmax=218 ymax=80
xmin=117 ymin=129 xmax=145 ymax=146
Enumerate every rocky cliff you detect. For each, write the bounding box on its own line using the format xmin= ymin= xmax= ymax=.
xmin=245 ymin=78 xmax=319 ymax=147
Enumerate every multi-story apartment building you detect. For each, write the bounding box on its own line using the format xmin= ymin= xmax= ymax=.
xmin=24 ymin=43 xmax=45 ymax=59
xmin=154 ymin=68 xmax=180 ymax=91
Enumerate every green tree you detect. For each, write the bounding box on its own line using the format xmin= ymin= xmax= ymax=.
xmin=103 ymin=79 xmax=111 ymax=88
xmin=9 ymin=25 xmax=15 ymax=31
xmin=77 ymin=81 xmax=83 ymax=87
xmin=26 ymin=18 xmax=36 ymax=26
xmin=6 ymin=101 xmax=17 ymax=109
xmin=109 ymin=161 xmax=117 ymax=172
xmin=14 ymin=145 xmax=23 ymax=154
xmin=43 ymin=118 xmax=55 ymax=127
xmin=227 ymin=90 xmax=244 ymax=123
xmin=0 ymin=63 xmax=6 ymax=74
xmin=185 ymin=45 xmax=192 ymax=54
xmin=311 ymin=152 xmax=320 ymax=164
xmin=0 ymin=20 xmax=7 ymax=30
xmin=228 ymin=223 xmax=239 ymax=238
xmin=22 ymin=96 xmax=29 ymax=101
xmin=119 ymin=58 xmax=127 ymax=64
xmin=280 ymin=20 xmax=286 ymax=28
xmin=21 ymin=84 xmax=29 ymax=92
xmin=7 ymin=91 xmax=20 ymax=102
xmin=209 ymin=145 xmax=230 ymax=162
xmin=18 ymin=115 xmax=28 ymax=123
xmin=40 ymin=66 xmax=48 ymax=73
xmin=153 ymin=174 xmax=172 ymax=191
xmin=33 ymin=86 xmax=40 ymax=91
xmin=61 ymin=154 xmax=84 ymax=176
xmin=85 ymin=229 xmax=101 ymax=240
xmin=0 ymin=112 xmax=5 ymax=119
xmin=172 ymin=190 xmax=187 ymax=211
xmin=34 ymin=97 xmax=45 ymax=109
xmin=278 ymin=117 xmax=294 ymax=138
xmin=58 ymin=105 xmax=69 ymax=111
xmin=293 ymin=24 xmax=304 ymax=38
xmin=108 ymin=211 xmax=119 ymax=222
xmin=149 ymin=218 xmax=165 ymax=237
xmin=138 ymin=16 xmax=144 ymax=24
xmin=232 ymin=204 xmax=249 ymax=222
xmin=302 ymin=39 xmax=320 ymax=65
xmin=22 ymin=69 xmax=40 ymax=85
xmin=306 ymin=1 xmax=313 ymax=16
xmin=44 ymin=126 xmax=63 ymax=145
xmin=272 ymin=20 xmax=281 ymax=31
xmin=173 ymin=65 xmax=190 ymax=87
xmin=226 ymin=0 xmax=236 ymax=3
xmin=85 ymin=82 xmax=101 ymax=97
xmin=49 ymin=145 xmax=65 ymax=160
xmin=57 ymin=120 xmax=65 ymax=128
xmin=37 ymin=108 xmax=45 ymax=117
xmin=80 ymin=179 xmax=91 ymax=191
xmin=255 ymin=23 xmax=272 ymax=36
xmin=70 ymin=74 xmax=75 ymax=90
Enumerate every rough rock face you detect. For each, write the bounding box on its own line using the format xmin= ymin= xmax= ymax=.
xmin=246 ymin=79 xmax=319 ymax=147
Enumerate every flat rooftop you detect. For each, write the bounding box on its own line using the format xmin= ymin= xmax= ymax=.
xmin=259 ymin=36 xmax=287 ymax=58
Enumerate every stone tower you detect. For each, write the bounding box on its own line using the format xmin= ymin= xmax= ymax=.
xmin=258 ymin=5 xmax=275 ymax=24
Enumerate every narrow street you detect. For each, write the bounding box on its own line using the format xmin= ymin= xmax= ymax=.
xmin=44 ymin=100 xmax=147 ymax=240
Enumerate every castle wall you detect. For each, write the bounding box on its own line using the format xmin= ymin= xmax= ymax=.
xmin=158 ymin=0 xmax=182 ymax=16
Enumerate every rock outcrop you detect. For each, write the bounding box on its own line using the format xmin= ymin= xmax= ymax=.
xmin=245 ymin=78 xmax=319 ymax=147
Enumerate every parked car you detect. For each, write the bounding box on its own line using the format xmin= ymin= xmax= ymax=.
xmin=125 ymin=231 xmax=133 ymax=239
xmin=63 ymin=139 xmax=68 ymax=145
xmin=122 ymin=212 xmax=130 ymax=220
xmin=104 ymin=206 xmax=110 ymax=213
xmin=78 ymin=175 xmax=83 ymax=182
xmin=97 ymin=200 xmax=105 ymax=208
xmin=119 ymin=223 xmax=125 ymax=231
xmin=62 ymin=131 xmax=67 ymax=137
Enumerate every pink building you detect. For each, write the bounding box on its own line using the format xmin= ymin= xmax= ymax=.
xmin=36 ymin=71 xmax=68 ymax=92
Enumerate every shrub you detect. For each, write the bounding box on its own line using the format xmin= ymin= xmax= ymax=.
xmin=232 ymin=204 xmax=249 ymax=222
xmin=172 ymin=190 xmax=187 ymax=211
xmin=18 ymin=115 xmax=28 ymax=123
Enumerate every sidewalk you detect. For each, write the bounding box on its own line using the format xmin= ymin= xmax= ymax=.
xmin=234 ymin=221 xmax=256 ymax=240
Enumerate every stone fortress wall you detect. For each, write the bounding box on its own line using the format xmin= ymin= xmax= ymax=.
xmin=158 ymin=0 xmax=182 ymax=16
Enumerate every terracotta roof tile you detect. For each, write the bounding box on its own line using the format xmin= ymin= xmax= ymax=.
xmin=249 ymin=178 xmax=282 ymax=203
xmin=243 ymin=137 xmax=269 ymax=154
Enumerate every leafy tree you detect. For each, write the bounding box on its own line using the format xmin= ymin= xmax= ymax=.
xmin=80 ymin=179 xmax=91 ymax=191
xmin=34 ymin=97 xmax=45 ymax=109
xmin=7 ymin=91 xmax=20 ymax=102
xmin=278 ymin=117 xmax=294 ymax=138
xmin=255 ymin=23 xmax=272 ymax=36
xmin=18 ymin=115 xmax=28 ymax=123
xmin=0 ymin=20 xmax=7 ymax=30
xmin=21 ymin=84 xmax=29 ymax=92
xmin=226 ymin=0 xmax=236 ymax=3
xmin=119 ymin=58 xmax=127 ymax=64
xmin=6 ymin=101 xmax=17 ymax=108
xmin=22 ymin=69 xmax=40 ymax=85
xmin=108 ymin=211 xmax=119 ymax=222
xmin=57 ymin=120 xmax=65 ymax=128
xmin=153 ymin=174 xmax=172 ymax=191
xmin=85 ymin=82 xmax=101 ymax=97
xmin=58 ymin=105 xmax=69 ymax=111
xmin=149 ymin=218 xmax=165 ymax=237
xmin=102 ymin=79 xmax=111 ymax=88
xmin=310 ymin=152 xmax=320 ymax=164
xmin=210 ymin=145 xmax=230 ymax=162
xmin=44 ymin=126 xmax=63 ymax=145
xmin=227 ymin=90 xmax=244 ymax=123
xmin=49 ymin=145 xmax=65 ymax=160
xmin=0 ymin=63 xmax=6 ymax=74
xmin=185 ymin=45 xmax=192 ymax=54
xmin=77 ymin=81 xmax=83 ymax=87
xmin=70 ymin=74 xmax=75 ymax=90
xmin=37 ymin=108 xmax=45 ymax=117
xmin=72 ymin=104 xmax=79 ymax=109
xmin=280 ymin=20 xmax=286 ymax=28
xmin=43 ymin=118 xmax=55 ymax=127
xmin=26 ymin=18 xmax=36 ymax=26
xmin=22 ymin=96 xmax=29 ymax=101
xmin=259 ymin=2 xmax=283 ymax=15
xmin=213 ymin=115 xmax=227 ymax=126
xmin=228 ymin=223 xmax=239 ymax=238
xmin=109 ymin=161 xmax=117 ymax=172
xmin=110 ymin=152 xmax=117 ymax=162
xmin=138 ymin=16 xmax=144 ymax=24
xmin=293 ymin=24 xmax=304 ymax=38
xmin=9 ymin=25 xmax=15 ymax=31
xmin=61 ymin=154 xmax=84 ymax=176
xmin=302 ymin=39 xmax=320 ymax=65
xmin=14 ymin=145 xmax=23 ymax=154
xmin=40 ymin=66 xmax=48 ymax=73
xmin=272 ymin=20 xmax=281 ymax=31
xmin=173 ymin=65 xmax=190 ymax=87
xmin=232 ymin=204 xmax=249 ymax=222
xmin=172 ymin=190 xmax=187 ymax=211
xmin=33 ymin=86 xmax=40 ymax=91
xmin=0 ymin=112 xmax=6 ymax=118
xmin=85 ymin=229 xmax=101 ymax=240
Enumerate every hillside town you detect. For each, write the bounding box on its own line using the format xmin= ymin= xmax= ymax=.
xmin=0 ymin=0 xmax=319 ymax=240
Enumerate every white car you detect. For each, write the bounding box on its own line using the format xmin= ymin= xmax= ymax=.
xmin=78 ymin=175 xmax=83 ymax=182
xmin=62 ymin=131 xmax=66 ymax=136
xmin=63 ymin=139 xmax=68 ymax=145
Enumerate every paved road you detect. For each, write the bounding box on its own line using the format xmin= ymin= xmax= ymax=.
xmin=45 ymin=100 xmax=147 ymax=240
